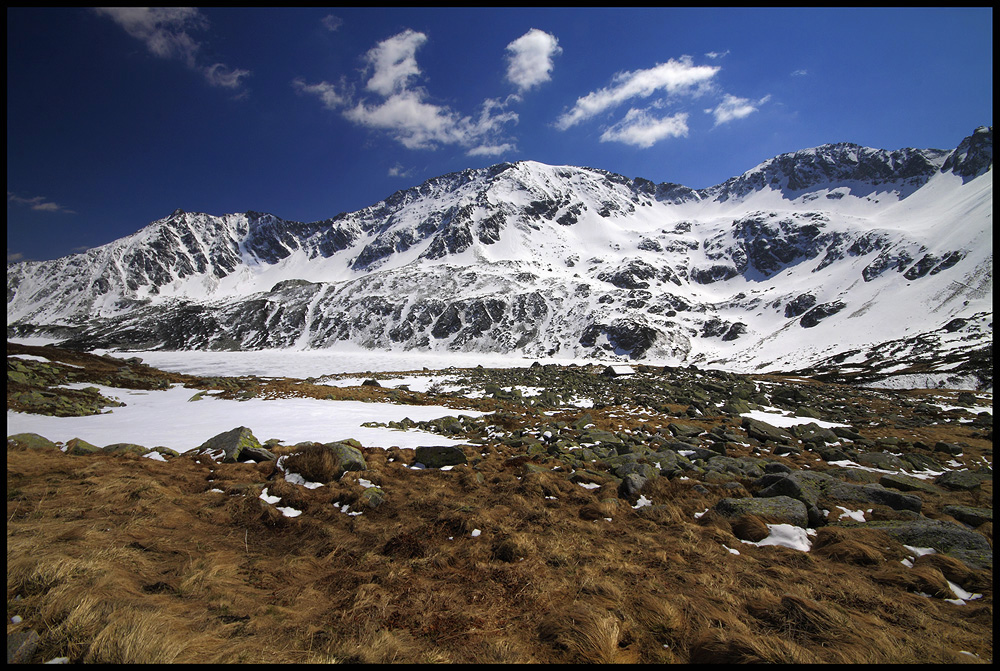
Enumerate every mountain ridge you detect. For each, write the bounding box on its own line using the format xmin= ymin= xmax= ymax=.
xmin=7 ymin=128 xmax=993 ymax=388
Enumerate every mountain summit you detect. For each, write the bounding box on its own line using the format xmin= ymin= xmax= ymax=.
xmin=6 ymin=128 xmax=993 ymax=388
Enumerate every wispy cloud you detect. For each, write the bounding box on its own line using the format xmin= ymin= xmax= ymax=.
xmin=8 ymin=192 xmax=75 ymax=214
xmin=7 ymin=251 xmax=25 ymax=264
xmin=505 ymin=29 xmax=561 ymax=93
xmin=555 ymin=56 xmax=719 ymax=130
xmin=295 ymin=29 xmax=518 ymax=156
xmin=600 ymin=109 xmax=689 ymax=148
xmin=791 ymin=69 xmax=808 ymax=77
xmin=321 ymin=14 xmax=343 ymax=32
xmin=94 ymin=7 xmax=251 ymax=92
xmin=707 ymin=93 xmax=771 ymax=126
xmin=705 ymin=49 xmax=730 ymax=60
xmin=387 ymin=162 xmax=414 ymax=178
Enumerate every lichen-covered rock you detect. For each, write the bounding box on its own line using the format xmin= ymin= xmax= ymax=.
xmin=870 ymin=518 xmax=993 ymax=570
xmin=6 ymin=433 xmax=60 ymax=451
xmin=714 ymin=496 xmax=809 ymax=528
xmin=198 ymin=426 xmax=262 ymax=463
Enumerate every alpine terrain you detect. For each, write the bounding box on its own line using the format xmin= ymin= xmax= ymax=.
xmin=6 ymin=127 xmax=992 ymax=388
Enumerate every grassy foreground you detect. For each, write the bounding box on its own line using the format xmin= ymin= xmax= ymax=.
xmin=6 ymin=343 xmax=993 ymax=664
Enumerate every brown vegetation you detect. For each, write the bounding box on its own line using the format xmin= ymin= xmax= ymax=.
xmin=7 ymin=439 xmax=992 ymax=664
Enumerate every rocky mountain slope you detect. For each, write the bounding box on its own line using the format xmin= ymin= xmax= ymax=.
xmin=6 ymin=127 xmax=993 ymax=387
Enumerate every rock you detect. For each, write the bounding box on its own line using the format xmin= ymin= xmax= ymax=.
xmin=878 ymin=473 xmax=943 ymax=494
xmin=324 ymin=442 xmax=368 ymax=474
xmin=7 ymin=433 xmax=60 ymax=451
xmin=618 ymin=473 xmax=648 ymax=500
xmin=102 ymin=442 xmax=150 ymax=456
xmin=942 ymin=505 xmax=992 ymax=528
xmin=668 ymin=422 xmax=705 ymax=439
xmin=790 ymin=422 xmax=840 ymax=444
xmin=741 ymin=417 xmax=794 ymax=444
xmin=415 ymin=445 xmax=468 ymax=468
xmin=714 ymin=496 xmax=809 ymax=528
xmin=857 ymin=452 xmax=907 ymax=471
xmin=359 ymin=486 xmax=385 ymax=509
xmin=239 ymin=446 xmax=277 ymax=463
xmin=935 ymin=469 xmax=991 ymax=491
xmin=361 ymin=378 xmax=381 ymax=388
xmin=66 ymin=437 xmax=102 ymax=455
xmin=872 ymin=518 xmax=993 ymax=570
xmin=7 ymin=629 xmax=40 ymax=664
xmin=198 ymin=426 xmax=262 ymax=463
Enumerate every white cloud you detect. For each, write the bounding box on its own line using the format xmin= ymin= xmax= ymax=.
xmin=791 ymin=69 xmax=808 ymax=77
xmin=707 ymin=93 xmax=771 ymax=126
xmin=7 ymin=192 xmax=75 ymax=214
xmin=296 ymin=30 xmax=517 ymax=152
xmin=556 ymin=56 xmax=719 ymax=130
xmin=94 ymin=7 xmax=250 ymax=92
xmin=203 ymin=63 xmax=251 ymax=89
xmin=363 ymin=29 xmax=428 ymax=96
xmin=705 ymin=49 xmax=730 ymax=60
xmin=387 ymin=163 xmax=413 ymax=178
xmin=505 ymin=29 xmax=562 ymax=93
xmin=292 ymin=78 xmax=351 ymax=110
xmin=321 ymin=14 xmax=343 ymax=32
xmin=344 ymin=92 xmax=516 ymax=151
xmin=600 ymin=109 xmax=689 ymax=148
xmin=466 ymin=143 xmax=516 ymax=157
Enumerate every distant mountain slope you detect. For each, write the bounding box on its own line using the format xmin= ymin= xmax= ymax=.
xmin=7 ymin=127 xmax=993 ymax=387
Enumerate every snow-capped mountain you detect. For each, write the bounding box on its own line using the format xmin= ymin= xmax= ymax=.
xmin=7 ymin=127 xmax=993 ymax=387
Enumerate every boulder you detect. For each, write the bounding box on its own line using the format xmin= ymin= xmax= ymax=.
xmin=66 ymin=437 xmax=102 ymax=455
xmin=871 ymin=518 xmax=993 ymax=570
xmin=7 ymin=433 xmax=60 ymax=451
xmin=324 ymin=442 xmax=368 ymax=474
xmin=198 ymin=426 xmax=262 ymax=463
xmin=102 ymin=442 xmax=150 ymax=456
xmin=935 ymin=469 xmax=991 ymax=491
xmin=714 ymin=496 xmax=809 ymax=528
xmin=415 ymin=445 xmax=468 ymax=468
xmin=741 ymin=417 xmax=794 ymax=444
xmin=942 ymin=505 xmax=992 ymax=528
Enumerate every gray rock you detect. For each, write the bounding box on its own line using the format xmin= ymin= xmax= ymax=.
xmin=857 ymin=452 xmax=908 ymax=471
xmin=102 ymin=442 xmax=150 ymax=456
xmin=6 ymin=433 xmax=60 ymax=451
xmin=618 ymin=473 xmax=648 ymax=500
xmin=714 ymin=496 xmax=809 ymax=528
xmin=872 ymin=518 xmax=993 ymax=570
xmin=942 ymin=505 xmax=992 ymax=528
xmin=325 ymin=442 xmax=368 ymax=473
xmin=414 ymin=444 xmax=468 ymax=468
xmin=240 ymin=446 xmax=277 ymax=463
xmin=7 ymin=629 xmax=40 ymax=664
xmin=790 ymin=422 xmax=840 ymax=444
xmin=198 ymin=426 xmax=262 ymax=463
xmin=878 ymin=473 xmax=943 ymax=494
xmin=741 ymin=417 xmax=794 ymax=444
xmin=935 ymin=469 xmax=992 ymax=491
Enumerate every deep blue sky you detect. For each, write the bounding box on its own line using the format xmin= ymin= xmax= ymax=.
xmin=7 ymin=7 xmax=993 ymax=262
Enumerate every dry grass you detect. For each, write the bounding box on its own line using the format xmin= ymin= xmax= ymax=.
xmin=7 ymin=437 xmax=994 ymax=664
